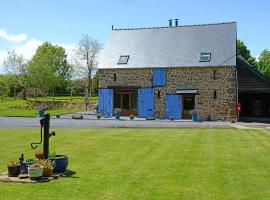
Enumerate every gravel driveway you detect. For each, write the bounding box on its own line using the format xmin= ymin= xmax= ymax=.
xmin=0 ymin=111 xmax=269 ymax=129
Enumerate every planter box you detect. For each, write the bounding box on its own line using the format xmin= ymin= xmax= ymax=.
xmin=28 ymin=167 xmax=43 ymax=179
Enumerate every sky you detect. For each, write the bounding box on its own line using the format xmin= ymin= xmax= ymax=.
xmin=0 ymin=0 xmax=269 ymax=73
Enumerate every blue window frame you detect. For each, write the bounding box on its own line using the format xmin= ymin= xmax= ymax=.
xmin=153 ymin=68 xmax=166 ymax=86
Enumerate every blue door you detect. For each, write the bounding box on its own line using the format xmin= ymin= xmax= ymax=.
xmin=165 ymin=95 xmax=182 ymax=119
xmin=98 ymin=89 xmax=113 ymax=117
xmin=139 ymin=88 xmax=154 ymax=117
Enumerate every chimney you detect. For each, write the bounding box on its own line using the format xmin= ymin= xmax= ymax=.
xmin=174 ymin=19 xmax=179 ymax=26
xmin=169 ymin=19 xmax=172 ymax=27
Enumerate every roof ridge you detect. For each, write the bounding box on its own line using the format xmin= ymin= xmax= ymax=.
xmin=112 ymin=21 xmax=236 ymax=31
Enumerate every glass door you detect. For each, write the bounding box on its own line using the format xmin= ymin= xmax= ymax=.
xmin=182 ymin=95 xmax=195 ymax=119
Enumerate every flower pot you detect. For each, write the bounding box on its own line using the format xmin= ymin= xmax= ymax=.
xmin=192 ymin=114 xmax=198 ymax=121
xmin=35 ymin=152 xmax=44 ymax=160
xmin=21 ymin=162 xmax=33 ymax=174
xmin=39 ymin=110 xmax=45 ymax=118
xmin=28 ymin=167 xmax=43 ymax=179
xmin=7 ymin=165 xmax=21 ymax=177
xmin=115 ymin=112 xmax=120 ymax=120
xmin=49 ymin=155 xmax=68 ymax=173
xmin=42 ymin=168 xmax=53 ymax=177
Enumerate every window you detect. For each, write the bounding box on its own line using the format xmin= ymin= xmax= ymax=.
xmin=200 ymin=53 xmax=211 ymax=62
xmin=153 ymin=68 xmax=166 ymax=86
xmin=117 ymin=55 xmax=129 ymax=64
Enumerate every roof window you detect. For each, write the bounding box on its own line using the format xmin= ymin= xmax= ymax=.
xmin=117 ymin=55 xmax=129 ymax=64
xmin=200 ymin=53 xmax=211 ymax=62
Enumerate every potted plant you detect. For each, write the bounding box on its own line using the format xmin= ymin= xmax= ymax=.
xmin=72 ymin=114 xmax=83 ymax=119
xmin=39 ymin=159 xmax=55 ymax=177
xmin=28 ymin=162 xmax=43 ymax=179
xmin=130 ymin=115 xmax=134 ymax=120
xmin=35 ymin=150 xmax=44 ymax=160
xmin=49 ymin=154 xmax=69 ymax=173
xmin=21 ymin=158 xmax=35 ymax=174
xmin=7 ymin=161 xmax=21 ymax=177
xmin=113 ymin=108 xmax=121 ymax=120
xmin=189 ymin=110 xmax=198 ymax=121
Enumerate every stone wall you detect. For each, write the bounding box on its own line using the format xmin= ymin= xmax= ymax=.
xmin=99 ymin=68 xmax=152 ymax=88
xmin=98 ymin=66 xmax=237 ymax=121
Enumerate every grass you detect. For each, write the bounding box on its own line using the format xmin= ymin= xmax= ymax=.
xmin=0 ymin=128 xmax=270 ymax=199
xmin=0 ymin=97 xmax=98 ymax=117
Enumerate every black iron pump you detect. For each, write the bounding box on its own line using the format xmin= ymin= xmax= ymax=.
xmin=31 ymin=114 xmax=55 ymax=159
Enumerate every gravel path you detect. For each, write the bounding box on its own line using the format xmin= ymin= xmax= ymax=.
xmin=0 ymin=111 xmax=269 ymax=129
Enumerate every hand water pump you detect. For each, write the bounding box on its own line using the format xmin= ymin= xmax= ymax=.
xmin=31 ymin=114 xmax=55 ymax=159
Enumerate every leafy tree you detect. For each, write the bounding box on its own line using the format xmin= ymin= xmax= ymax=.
xmin=0 ymin=75 xmax=10 ymax=100
xmin=258 ymin=49 xmax=270 ymax=77
xmin=74 ymin=34 xmax=102 ymax=99
xmin=3 ymin=49 xmax=28 ymax=99
xmin=28 ymin=42 xmax=73 ymax=93
xmin=237 ymin=40 xmax=257 ymax=68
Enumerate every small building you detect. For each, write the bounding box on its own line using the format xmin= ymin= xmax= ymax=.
xmin=97 ymin=21 xmax=270 ymax=121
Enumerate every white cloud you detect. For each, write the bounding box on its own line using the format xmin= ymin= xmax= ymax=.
xmin=14 ymin=38 xmax=43 ymax=60
xmin=0 ymin=38 xmax=76 ymax=73
xmin=0 ymin=29 xmax=28 ymax=42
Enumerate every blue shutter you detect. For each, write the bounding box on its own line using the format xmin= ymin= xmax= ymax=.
xmin=139 ymin=88 xmax=154 ymax=117
xmin=165 ymin=95 xmax=182 ymax=120
xmin=98 ymin=89 xmax=113 ymax=117
xmin=153 ymin=68 xmax=166 ymax=86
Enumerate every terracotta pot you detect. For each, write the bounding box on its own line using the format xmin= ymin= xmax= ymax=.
xmin=35 ymin=152 xmax=44 ymax=160
xmin=42 ymin=168 xmax=53 ymax=177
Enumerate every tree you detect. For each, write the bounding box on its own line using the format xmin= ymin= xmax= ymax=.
xmin=28 ymin=42 xmax=73 ymax=94
xmin=237 ymin=40 xmax=257 ymax=68
xmin=3 ymin=49 xmax=28 ymax=99
xmin=0 ymin=75 xmax=10 ymax=100
xmin=258 ymin=49 xmax=270 ymax=77
xmin=74 ymin=34 xmax=102 ymax=99
xmin=92 ymin=71 xmax=99 ymax=95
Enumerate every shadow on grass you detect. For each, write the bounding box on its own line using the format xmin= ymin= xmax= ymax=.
xmin=58 ymin=169 xmax=79 ymax=179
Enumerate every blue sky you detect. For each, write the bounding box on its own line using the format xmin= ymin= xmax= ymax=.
xmin=0 ymin=0 xmax=269 ymax=72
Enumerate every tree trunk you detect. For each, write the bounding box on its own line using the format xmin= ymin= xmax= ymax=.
xmin=88 ymin=71 xmax=92 ymax=100
xmin=22 ymin=88 xmax=26 ymax=100
xmin=13 ymin=88 xmax=16 ymax=100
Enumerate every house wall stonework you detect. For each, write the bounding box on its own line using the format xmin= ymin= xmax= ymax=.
xmin=98 ymin=66 xmax=237 ymax=121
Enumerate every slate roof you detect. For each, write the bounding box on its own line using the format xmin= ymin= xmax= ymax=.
xmin=98 ymin=22 xmax=237 ymax=69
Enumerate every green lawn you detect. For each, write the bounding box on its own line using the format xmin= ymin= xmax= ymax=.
xmin=0 ymin=97 xmax=98 ymax=116
xmin=0 ymin=128 xmax=270 ymax=200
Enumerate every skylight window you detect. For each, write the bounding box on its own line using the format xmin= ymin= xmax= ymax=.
xmin=117 ymin=55 xmax=129 ymax=64
xmin=200 ymin=53 xmax=211 ymax=62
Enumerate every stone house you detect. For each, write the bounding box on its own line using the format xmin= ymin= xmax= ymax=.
xmin=98 ymin=21 xmax=270 ymax=121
